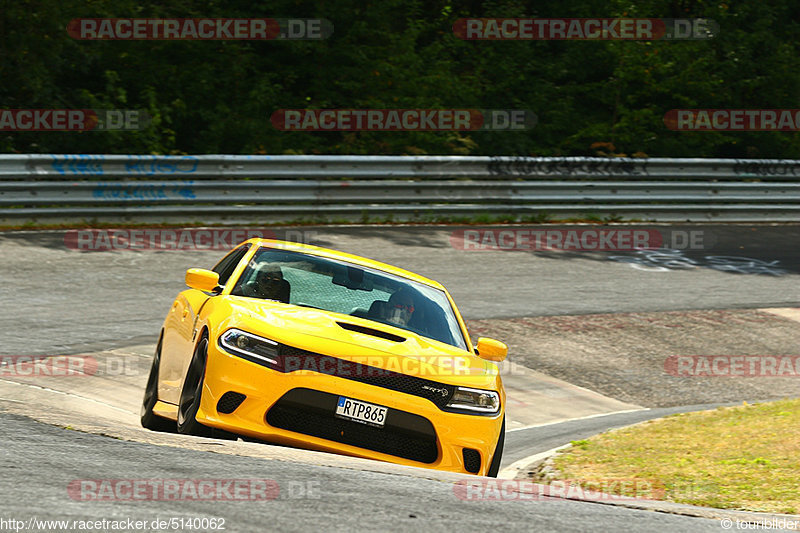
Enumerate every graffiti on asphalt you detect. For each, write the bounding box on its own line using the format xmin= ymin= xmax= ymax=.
xmin=608 ymin=249 xmax=787 ymax=276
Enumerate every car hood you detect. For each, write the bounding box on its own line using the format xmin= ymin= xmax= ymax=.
xmin=223 ymin=297 xmax=499 ymax=389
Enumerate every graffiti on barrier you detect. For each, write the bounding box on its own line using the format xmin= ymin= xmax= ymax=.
xmin=124 ymin=155 xmax=198 ymax=175
xmin=92 ymin=182 xmax=196 ymax=200
xmin=50 ymin=154 xmax=105 ymax=176
xmin=49 ymin=155 xmax=199 ymax=176
xmin=733 ymin=160 xmax=800 ymax=177
xmin=488 ymin=156 xmax=649 ymax=177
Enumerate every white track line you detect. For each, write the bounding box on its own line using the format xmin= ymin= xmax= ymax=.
xmin=507 ymin=407 xmax=649 ymax=433
xmin=0 ymin=378 xmax=135 ymax=415
xmin=497 ymin=444 xmax=571 ymax=480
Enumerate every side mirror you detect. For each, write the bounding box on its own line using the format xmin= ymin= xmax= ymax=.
xmin=475 ymin=337 xmax=508 ymax=362
xmin=185 ymin=268 xmax=220 ymax=292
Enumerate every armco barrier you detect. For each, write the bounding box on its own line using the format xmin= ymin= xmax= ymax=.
xmin=0 ymin=155 xmax=798 ymax=223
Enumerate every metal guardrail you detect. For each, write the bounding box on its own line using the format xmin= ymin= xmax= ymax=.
xmin=1 ymin=154 xmax=798 ymax=222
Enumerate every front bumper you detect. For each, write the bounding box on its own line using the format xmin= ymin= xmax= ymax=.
xmin=197 ymin=339 xmax=505 ymax=476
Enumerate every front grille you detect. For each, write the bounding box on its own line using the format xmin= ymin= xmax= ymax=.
xmin=278 ymin=345 xmax=456 ymax=408
xmin=266 ymin=388 xmax=439 ymax=464
xmin=462 ymin=448 xmax=481 ymax=473
xmin=217 ymin=391 xmax=247 ymax=414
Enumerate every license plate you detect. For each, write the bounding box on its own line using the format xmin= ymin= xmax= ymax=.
xmin=335 ymin=396 xmax=387 ymax=427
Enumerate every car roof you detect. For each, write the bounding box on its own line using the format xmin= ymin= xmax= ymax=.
xmin=243 ymin=238 xmax=446 ymax=291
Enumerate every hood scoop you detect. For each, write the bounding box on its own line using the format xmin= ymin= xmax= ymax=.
xmin=336 ymin=321 xmax=406 ymax=343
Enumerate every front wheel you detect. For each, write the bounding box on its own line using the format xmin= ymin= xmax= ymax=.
xmin=141 ymin=336 xmax=176 ymax=433
xmin=177 ymin=335 xmax=213 ymax=437
xmin=486 ymin=417 xmax=505 ymax=478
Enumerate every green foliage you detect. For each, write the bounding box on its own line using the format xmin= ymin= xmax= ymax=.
xmin=2 ymin=0 xmax=799 ymax=156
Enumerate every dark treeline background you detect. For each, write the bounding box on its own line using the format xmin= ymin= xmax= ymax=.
xmin=2 ymin=0 xmax=800 ymax=157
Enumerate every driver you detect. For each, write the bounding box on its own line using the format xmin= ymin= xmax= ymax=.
xmin=384 ymin=289 xmax=415 ymax=327
xmin=246 ymin=265 xmax=290 ymax=302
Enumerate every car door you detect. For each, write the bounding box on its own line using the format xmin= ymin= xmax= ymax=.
xmin=159 ymin=244 xmax=251 ymax=404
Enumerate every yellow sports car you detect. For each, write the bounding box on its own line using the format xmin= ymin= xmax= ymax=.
xmin=141 ymin=239 xmax=508 ymax=476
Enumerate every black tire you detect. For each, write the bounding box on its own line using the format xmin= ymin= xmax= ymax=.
xmin=486 ymin=417 xmax=505 ymax=478
xmin=177 ymin=334 xmax=214 ymax=437
xmin=140 ymin=335 xmax=177 ymax=432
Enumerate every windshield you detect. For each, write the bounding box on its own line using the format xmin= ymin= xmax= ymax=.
xmin=229 ymin=247 xmax=468 ymax=350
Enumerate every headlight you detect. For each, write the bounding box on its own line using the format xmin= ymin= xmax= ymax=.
xmin=446 ymin=386 xmax=500 ymax=414
xmin=219 ymin=328 xmax=279 ymax=367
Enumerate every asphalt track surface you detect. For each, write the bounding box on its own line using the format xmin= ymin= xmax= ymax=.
xmin=1 ymin=224 xmax=798 ymax=531
xmin=0 ymin=224 xmax=797 ymax=355
xmin=1 ymin=413 xmax=725 ymax=533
